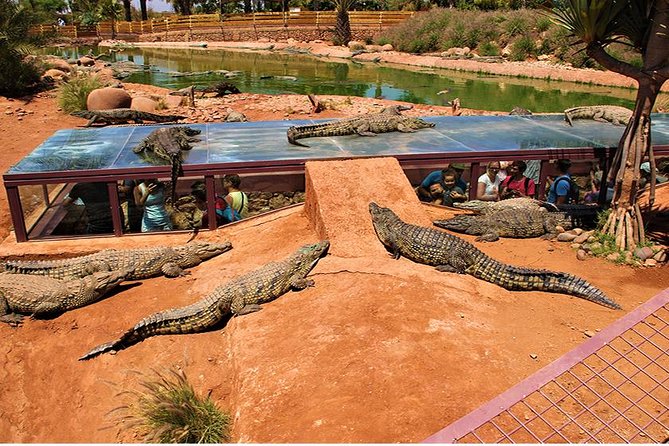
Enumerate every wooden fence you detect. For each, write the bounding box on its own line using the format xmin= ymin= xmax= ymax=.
xmin=34 ymin=11 xmax=414 ymax=38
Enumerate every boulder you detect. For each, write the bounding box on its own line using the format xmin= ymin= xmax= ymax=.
xmin=131 ymin=96 xmax=159 ymax=113
xmin=573 ymin=230 xmax=594 ymax=244
xmin=42 ymin=68 xmax=69 ymax=81
xmin=576 ymin=249 xmax=588 ymax=261
xmin=347 ymin=40 xmax=365 ymax=50
xmin=77 ymin=56 xmax=95 ymax=67
xmin=634 ymin=246 xmax=655 ymax=261
xmin=653 ymin=250 xmax=667 ymax=263
xmin=556 ymin=232 xmax=578 ymax=242
xmin=86 ymin=87 xmax=132 ymax=110
xmin=381 ymin=43 xmax=394 ymax=52
xmin=46 ymin=58 xmax=72 ymax=73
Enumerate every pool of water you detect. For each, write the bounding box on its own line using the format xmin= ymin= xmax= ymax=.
xmin=46 ymin=45 xmax=638 ymax=113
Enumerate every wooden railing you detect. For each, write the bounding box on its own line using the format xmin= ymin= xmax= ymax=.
xmin=33 ymin=10 xmax=414 ymax=37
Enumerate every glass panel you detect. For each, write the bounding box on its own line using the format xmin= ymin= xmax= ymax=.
xmin=50 ymin=182 xmax=114 ymax=236
xmin=20 ymin=183 xmax=67 ymax=234
xmin=7 ymin=114 xmax=669 ymax=176
xmin=168 ymin=176 xmax=205 ymax=231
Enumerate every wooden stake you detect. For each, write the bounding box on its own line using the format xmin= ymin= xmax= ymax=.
xmin=625 ymin=212 xmax=635 ymax=252
xmin=615 ymin=209 xmax=626 ymax=250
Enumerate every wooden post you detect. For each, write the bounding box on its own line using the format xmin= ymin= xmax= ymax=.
xmin=6 ymin=186 xmax=27 ymax=242
xmin=469 ymin=162 xmax=482 ymax=201
xmin=107 ymin=182 xmax=123 ymax=237
xmin=150 ymin=18 xmax=154 ymax=33
xmin=205 ymin=175 xmax=217 ymax=231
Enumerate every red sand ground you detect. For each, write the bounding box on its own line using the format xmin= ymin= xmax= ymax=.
xmin=0 ymin=60 xmax=667 ymax=442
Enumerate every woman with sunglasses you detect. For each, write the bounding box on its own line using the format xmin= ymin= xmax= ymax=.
xmin=476 ymin=161 xmax=502 ymax=201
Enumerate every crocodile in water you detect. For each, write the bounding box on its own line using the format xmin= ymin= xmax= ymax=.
xmin=79 ymin=240 xmax=329 ymax=360
xmin=133 ymin=126 xmax=202 ymax=202
xmin=0 ymin=268 xmax=133 ymax=326
xmin=1 ymin=241 xmax=231 ymax=281
xmin=369 ymin=202 xmax=620 ymax=309
xmin=564 ymin=105 xmax=632 ymax=126
xmin=71 ymin=109 xmax=186 ymax=127
xmin=286 ymin=105 xmax=432 ymax=147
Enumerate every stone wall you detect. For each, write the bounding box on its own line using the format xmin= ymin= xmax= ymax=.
xmin=247 ymin=190 xmax=305 ymax=216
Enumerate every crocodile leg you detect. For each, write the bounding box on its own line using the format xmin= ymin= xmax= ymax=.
xmin=290 ymin=278 xmax=315 ymax=289
xmin=161 ymin=263 xmax=189 ymax=277
xmin=0 ymin=295 xmax=24 ymax=326
xmin=397 ymin=123 xmax=418 ymax=133
xmin=84 ymin=116 xmax=99 ymax=127
xmin=476 ymin=232 xmax=501 ymax=242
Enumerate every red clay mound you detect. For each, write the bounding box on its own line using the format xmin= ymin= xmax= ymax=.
xmin=304 ymin=157 xmax=431 ymax=258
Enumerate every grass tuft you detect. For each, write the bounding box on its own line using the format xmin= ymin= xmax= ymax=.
xmin=57 ymin=74 xmax=102 ymax=113
xmin=112 ymin=367 xmax=231 ymax=443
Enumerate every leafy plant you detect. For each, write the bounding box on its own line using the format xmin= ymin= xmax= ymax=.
xmin=57 ymin=74 xmax=102 ymax=113
xmin=509 ymin=34 xmax=535 ymax=61
xmin=0 ymin=0 xmax=42 ymax=97
xmin=504 ymin=15 xmax=528 ymax=36
xmin=478 ymin=40 xmax=500 ymax=56
xmin=113 ymin=367 xmax=231 ymax=443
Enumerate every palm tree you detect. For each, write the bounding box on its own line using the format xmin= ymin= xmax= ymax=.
xmin=333 ymin=0 xmax=356 ymax=46
xmin=99 ymin=0 xmax=122 ymax=38
xmin=551 ymin=0 xmax=669 ymax=252
xmin=122 ymin=0 xmax=131 ymax=21
xmin=0 ymin=0 xmax=41 ymax=97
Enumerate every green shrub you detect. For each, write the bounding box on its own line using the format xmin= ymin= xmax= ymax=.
xmin=446 ymin=21 xmax=468 ymax=48
xmin=114 ymin=367 xmax=231 ymax=443
xmin=57 ymin=74 xmax=102 ymax=113
xmin=509 ymin=34 xmax=536 ymax=61
xmin=0 ymin=49 xmax=41 ymax=97
xmin=505 ymin=15 xmax=529 ymax=36
xmin=478 ymin=40 xmax=500 ymax=56
xmin=535 ymin=16 xmax=552 ymax=33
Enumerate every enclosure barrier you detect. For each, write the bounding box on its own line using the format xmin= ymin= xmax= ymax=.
xmin=32 ymin=11 xmax=414 ymax=39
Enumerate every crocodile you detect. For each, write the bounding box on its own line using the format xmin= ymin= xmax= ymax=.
xmin=1 ymin=241 xmax=231 ymax=281
xmin=71 ymin=109 xmax=186 ymax=127
xmin=453 ymin=197 xmax=558 ymax=213
xmin=286 ymin=105 xmax=432 ymax=147
xmin=564 ymin=105 xmax=632 ymax=126
xmin=369 ymin=202 xmax=621 ymax=309
xmin=79 ymin=240 xmax=329 ymax=360
xmin=197 ymin=82 xmax=241 ymax=97
xmin=0 ymin=268 xmax=133 ymax=326
xmin=433 ymin=207 xmax=572 ymax=241
xmin=224 ymin=108 xmax=248 ymax=122
xmin=133 ymin=126 xmax=202 ymax=202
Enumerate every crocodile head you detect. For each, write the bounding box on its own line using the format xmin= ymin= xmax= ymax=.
xmin=368 ymin=202 xmax=401 ymax=247
xmin=405 ymin=117 xmax=435 ymax=129
xmin=290 ymin=240 xmax=330 ymax=275
xmin=183 ymin=241 xmax=233 ymax=260
xmin=174 ymin=126 xmax=202 ymax=137
xmin=89 ymin=267 xmax=134 ymax=292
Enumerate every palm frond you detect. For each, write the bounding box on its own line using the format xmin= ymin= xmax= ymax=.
xmin=550 ymin=0 xmax=632 ymax=45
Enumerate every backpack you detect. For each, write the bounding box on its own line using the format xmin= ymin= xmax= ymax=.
xmin=554 ymin=176 xmax=580 ymax=204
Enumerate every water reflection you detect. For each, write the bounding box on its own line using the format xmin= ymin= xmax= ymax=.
xmin=46 ymin=46 xmax=639 ymax=112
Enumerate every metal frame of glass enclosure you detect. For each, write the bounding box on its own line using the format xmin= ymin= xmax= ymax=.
xmin=5 ymin=115 xmax=669 ymax=242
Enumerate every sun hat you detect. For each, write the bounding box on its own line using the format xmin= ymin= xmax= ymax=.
xmin=450 ymin=163 xmax=466 ymax=170
xmin=640 ymin=162 xmax=651 ymax=173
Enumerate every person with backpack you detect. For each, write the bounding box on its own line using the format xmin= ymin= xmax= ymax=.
xmin=222 ymin=174 xmax=249 ymax=221
xmin=499 ymin=160 xmax=536 ymax=199
xmin=547 ymin=159 xmax=579 ymax=204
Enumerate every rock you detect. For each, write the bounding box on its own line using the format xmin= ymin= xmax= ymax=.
xmin=589 ymin=241 xmax=602 ymax=252
xmin=573 ymin=228 xmax=584 ymax=236
xmin=634 ymin=246 xmax=655 ymax=261
xmin=583 ymin=330 xmax=595 ymax=338
xmin=93 ymin=67 xmax=115 ymax=84
xmin=537 ymin=54 xmax=551 ymax=61
xmin=530 ymin=353 xmax=538 ymax=359
xmin=653 ymin=250 xmax=667 ymax=262
xmin=42 ymin=68 xmax=69 ymax=81
xmin=442 ymin=47 xmax=470 ymax=57
xmin=269 ymin=195 xmax=291 ymax=208
xmin=557 ymin=232 xmax=578 ymax=242
xmin=606 ymin=253 xmax=620 ymax=262
xmin=555 ymin=225 xmax=566 ymax=233
xmin=381 ymin=43 xmax=394 ymax=51
xmin=625 ymin=251 xmax=634 ymax=263
xmin=77 ymin=56 xmax=95 ymax=66
xmin=347 ymin=40 xmax=365 ymax=50
xmin=644 ymin=258 xmax=657 ymax=267
xmin=163 ymin=95 xmax=184 ymax=108
xmin=86 ymin=87 xmax=132 ymax=110
xmin=587 ymin=236 xmax=596 ymax=243
xmin=46 ymin=58 xmax=72 ymax=73
xmin=573 ymin=230 xmax=594 ymax=244
xmin=131 ymin=96 xmax=158 ymax=113
xmin=570 ymin=243 xmax=581 ymax=249
xmin=576 ymin=249 xmax=588 ymax=260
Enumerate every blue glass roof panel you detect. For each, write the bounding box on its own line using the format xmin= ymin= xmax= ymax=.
xmin=7 ymin=114 xmax=669 ymax=175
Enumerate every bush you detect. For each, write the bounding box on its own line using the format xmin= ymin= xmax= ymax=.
xmin=478 ymin=40 xmax=500 ymax=56
xmin=0 ymin=50 xmax=41 ymax=97
xmin=509 ymin=34 xmax=536 ymax=61
xmin=504 ymin=15 xmax=529 ymax=36
xmin=57 ymin=74 xmax=102 ymax=113
xmin=114 ymin=367 xmax=231 ymax=443
xmin=535 ymin=16 xmax=552 ymax=33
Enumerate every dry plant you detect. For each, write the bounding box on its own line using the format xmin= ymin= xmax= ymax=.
xmin=111 ymin=366 xmax=231 ymax=443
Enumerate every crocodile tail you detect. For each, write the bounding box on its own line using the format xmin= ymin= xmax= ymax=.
xmin=79 ymin=339 xmax=122 ymax=360
xmin=287 ymin=126 xmax=310 ymax=147
xmin=433 ymin=215 xmax=477 ymax=233
xmin=469 ymin=255 xmax=621 ymax=309
xmin=170 ymin=155 xmax=182 ymax=202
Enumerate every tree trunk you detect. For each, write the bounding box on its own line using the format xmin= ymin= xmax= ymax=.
xmin=334 ymin=8 xmax=351 ymax=46
xmin=122 ymin=0 xmax=131 ymax=21
xmin=140 ymin=0 xmax=147 ymax=21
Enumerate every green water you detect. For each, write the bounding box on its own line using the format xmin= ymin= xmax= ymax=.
xmin=47 ymin=46 xmax=638 ymax=112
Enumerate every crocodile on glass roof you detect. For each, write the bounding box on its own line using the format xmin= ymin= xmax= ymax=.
xmin=7 ymin=114 xmax=669 ymax=175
